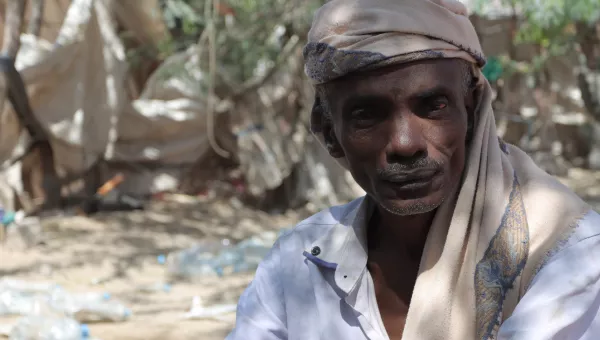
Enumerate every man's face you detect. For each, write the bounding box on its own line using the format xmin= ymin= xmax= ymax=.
xmin=322 ymin=59 xmax=472 ymax=216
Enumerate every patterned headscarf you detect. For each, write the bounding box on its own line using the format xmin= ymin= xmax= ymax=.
xmin=304 ymin=0 xmax=484 ymax=85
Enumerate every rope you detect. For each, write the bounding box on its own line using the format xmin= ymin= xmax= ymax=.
xmin=204 ymin=0 xmax=230 ymax=158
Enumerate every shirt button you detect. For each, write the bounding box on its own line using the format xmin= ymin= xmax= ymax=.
xmin=311 ymin=246 xmax=321 ymax=256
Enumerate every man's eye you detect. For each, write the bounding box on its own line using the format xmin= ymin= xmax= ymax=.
xmin=417 ymin=97 xmax=449 ymax=116
xmin=346 ymin=107 xmax=381 ymax=128
xmin=350 ymin=108 xmax=372 ymax=119
xmin=429 ymin=99 xmax=448 ymax=111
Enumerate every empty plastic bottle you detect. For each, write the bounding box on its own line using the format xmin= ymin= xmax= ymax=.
xmin=9 ymin=316 xmax=89 ymax=340
xmin=211 ymin=247 xmax=245 ymax=276
xmin=0 ymin=279 xmax=59 ymax=295
xmin=0 ymin=283 xmax=59 ymax=317
xmin=69 ymin=300 xmax=131 ymax=322
xmin=136 ymin=282 xmax=171 ymax=293
xmin=165 ymin=233 xmax=283 ymax=278
xmin=230 ymin=237 xmax=272 ymax=274
xmin=48 ymin=287 xmax=112 ymax=317
xmin=166 ymin=239 xmax=232 ymax=278
xmin=0 ymin=289 xmax=36 ymax=316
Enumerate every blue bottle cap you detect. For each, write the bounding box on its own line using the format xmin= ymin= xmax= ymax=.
xmin=102 ymin=292 xmax=111 ymax=300
xmin=163 ymin=283 xmax=172 ymax=293
xmin=215 ymin=266 xmax=224 ymax=277
xmin=80 ymin=324 xmax=90 ymax=338
xmin=157 ymin=254 xmax=166 ymax=264
xmin=1 ymin=211 xmax=15 ymax=225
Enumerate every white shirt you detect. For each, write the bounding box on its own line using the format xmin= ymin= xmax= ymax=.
xmin=226 ymin=197 xmax=600 ymax=340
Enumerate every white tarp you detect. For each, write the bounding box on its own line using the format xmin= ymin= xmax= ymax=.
xmin=114 ymin=44 xmax=212 ymax=164
xmin=0 ymin=0 xmax=365 ymax=207
xmin=0 ymin=0 xmax=215 ymax=206
xmin=0 ymin=0 xmax=128 ymax=172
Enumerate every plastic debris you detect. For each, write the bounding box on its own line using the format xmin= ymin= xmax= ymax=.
xmin=165 ymin=230 xmax=285 ymax=279
xmin=184 ymin=296 xmax=237 ymax=320
xmin=9 ymin=316 xmax=89 ymax=340
xmin=0 ymin=278 xmax=130 ymax=323
xmin=136 ymin=282 xmax=172 ymax=294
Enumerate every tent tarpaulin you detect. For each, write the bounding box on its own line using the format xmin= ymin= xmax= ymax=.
xmin=0 ymin=0 xmax=214 ymax=206
xmin=0 ymin=0 xmax=364 ymax=208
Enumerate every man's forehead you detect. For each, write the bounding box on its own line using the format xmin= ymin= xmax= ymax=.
xmin=324 ymin=59 xmax=463 ymax=100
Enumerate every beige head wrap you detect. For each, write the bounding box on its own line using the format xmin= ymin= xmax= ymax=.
xmin=304 ymin=1 xmax=591 ymax=339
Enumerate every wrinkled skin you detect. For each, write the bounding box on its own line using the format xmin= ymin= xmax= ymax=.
xmin=321 ymin=59 xmax=475 ymax=216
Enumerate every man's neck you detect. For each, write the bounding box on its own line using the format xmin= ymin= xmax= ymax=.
xmin=368 ymin=205 xmax=435 ymax=261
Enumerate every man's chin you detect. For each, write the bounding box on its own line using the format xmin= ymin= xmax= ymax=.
xmin=377 ymin=196 xmax=443 ymax=216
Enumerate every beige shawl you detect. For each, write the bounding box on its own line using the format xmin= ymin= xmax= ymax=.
xmin=303 ymin=1 xmax=591 ymax=339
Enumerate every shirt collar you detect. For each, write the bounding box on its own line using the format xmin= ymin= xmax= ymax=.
xmin=303 ymin=196 xmax=374 ymax=295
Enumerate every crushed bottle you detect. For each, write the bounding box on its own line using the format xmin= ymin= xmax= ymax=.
xmin=47 ymin=287 xmax=128 ymax=322
xmin=136 ymin=282 xmax=171 ymax=293
xmin=165 ymin=239 xmax=233 ymax=279
xmin=0 ymin=279 xmax=59 ymax=295
xmin=0 ymin=278 xmax=130 ymax=323
xmin=9 ymin=316 xmax=89 ymax=340
xmin=0 ymin=279 xmax=60 ymax=316
xmin=165 ymin=229 xmax=287 ymax=279
xmin=69 ymin=300 xmax=131 ymax=323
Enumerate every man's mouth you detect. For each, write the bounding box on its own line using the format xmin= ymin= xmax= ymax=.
xmin=381 ymin=169 xmax=439 ymax=190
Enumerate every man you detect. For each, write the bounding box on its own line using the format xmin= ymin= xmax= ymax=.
xmin=227 ymin=0 xmax=600 ymax=339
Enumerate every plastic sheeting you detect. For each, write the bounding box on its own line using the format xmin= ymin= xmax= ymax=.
xmin=0 ymin=0 xmax=215 ymax=205
xmin=0 ymin=0 xmax=364 ymax=208
xmin=114 ymin=44 xmax=213 ymax=164
xmin=0 ymin=0 xmax=128 ymax=172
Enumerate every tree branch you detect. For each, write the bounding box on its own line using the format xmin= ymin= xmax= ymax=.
xmin=2 ymin=0 xmax=26 ymax=59
xmin=27 ymin=0 xmax=44 ymax=37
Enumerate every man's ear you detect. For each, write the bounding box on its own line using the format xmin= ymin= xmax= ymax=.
xmin=311 ymin=91 xmax=345 ymax=159
xmin=465 ymin=82 xmax=483 ymax=143
xmin=322 ymin=121 xmax=345 ymax=158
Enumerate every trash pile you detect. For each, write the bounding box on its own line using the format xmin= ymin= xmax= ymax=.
xmin=161 ymin=229 xmax=287 ymax=280
xmin=0 ymin=279 xmax=131 ymax=339
xmin=0 ymin=223 xmax=289 ymax=338
xmin=159 ymin=230 xmax=290 ymax=322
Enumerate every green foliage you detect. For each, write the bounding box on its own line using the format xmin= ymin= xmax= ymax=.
xmin=473 ymin=0 xmax=599 ymax=75
xmin=482 ymin=56 xmax=504 ymax=82
xmin=475 ymin=0 xmax=598 ymax=47
xmin=157 ymin=0 xmax=322 ymax=83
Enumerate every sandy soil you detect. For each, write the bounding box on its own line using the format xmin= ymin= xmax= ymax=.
xmin=0 ymin=195 xmax=304 ymax=340
xmin=0 ymin=168 xmax=599 ymax=340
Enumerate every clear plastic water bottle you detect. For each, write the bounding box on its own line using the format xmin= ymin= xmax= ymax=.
xmin=70 ymin=291 xmax=112 ymax=303
xmin=213 ymin=244 xmax=250 ymax=276
xmin=231 ymin=237 xmax=272 ymax=273
xmin=69 ymin=300 xmax=132 ymax=322
xmin=0 ymin=279 xmax=59 ymax=295
xmin=0 ymin=289 xmax=36 ymax=316
xmin=136 ymin=282 xmax=171 ymax=293
xmin=48 ymin=287 xmax=112 ymax=317
xmin=166 ymin=239 xmax=232 ymax=278
xmin=9 ymin=316 xmax=89 ymax=340
xmin=48 ymin=288 xmax=130 ymax=322
xmin=0 ymin=282 xmax=59 ymax=317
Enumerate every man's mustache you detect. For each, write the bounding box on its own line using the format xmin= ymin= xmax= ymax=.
xmin=376 ymin=158 xmax=443 ymax=180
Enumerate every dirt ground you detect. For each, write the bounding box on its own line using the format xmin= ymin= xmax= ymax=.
xmin=1 ymin=168 xmax=599 ymax=340
xmin=0 ymin=195 xmax=304 ymax=340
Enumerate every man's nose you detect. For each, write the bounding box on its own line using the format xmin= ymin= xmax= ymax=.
xmin=385 ymin=115 xmax=427 ymax=163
